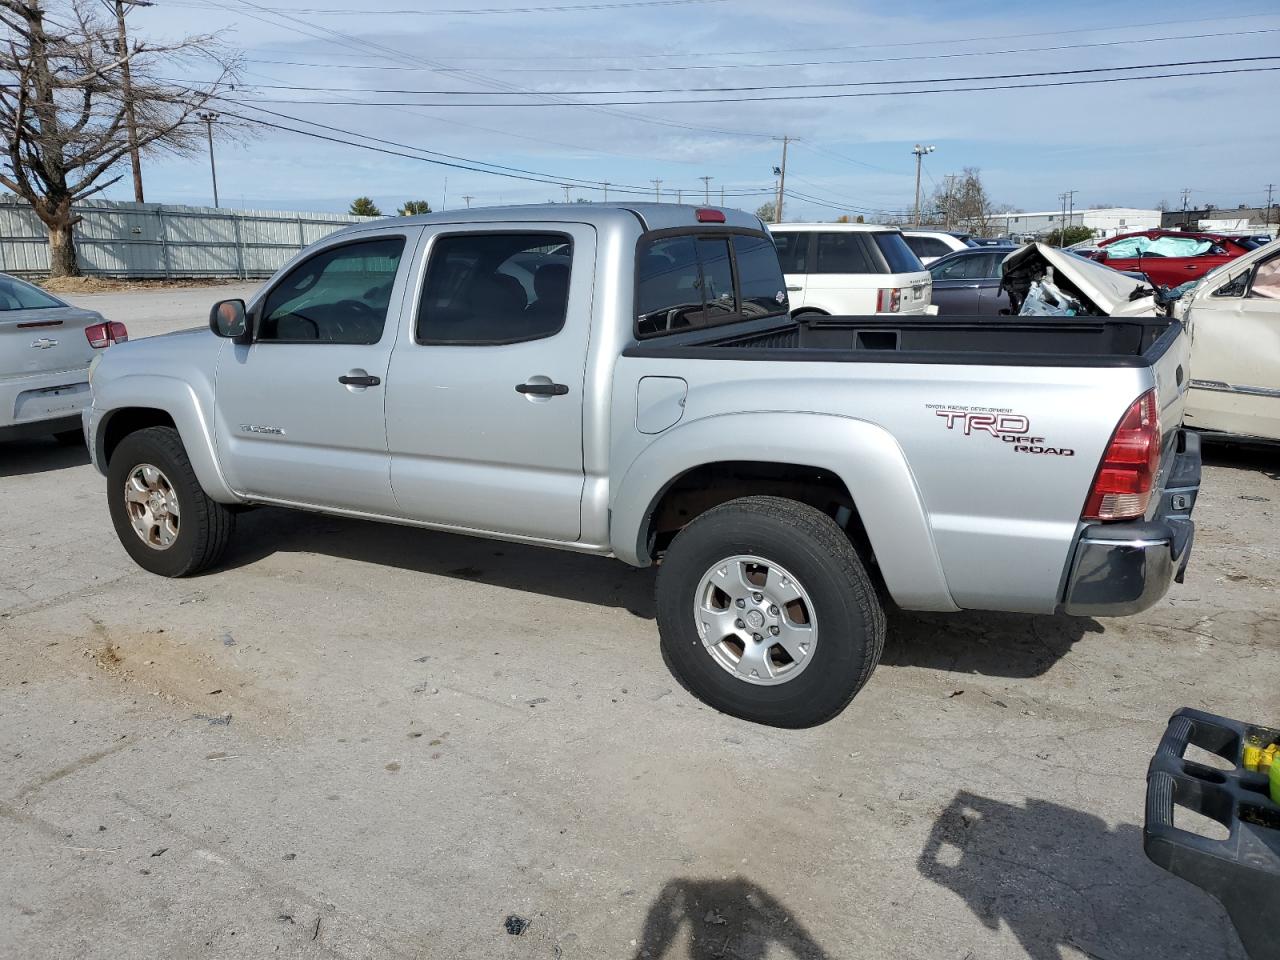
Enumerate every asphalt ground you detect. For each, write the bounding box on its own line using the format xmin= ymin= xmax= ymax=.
xmin=2 ymin=285 xmax=1276 ymax=959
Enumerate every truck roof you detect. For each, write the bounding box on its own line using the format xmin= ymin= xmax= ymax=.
xmin=770 ymin=222 xmax=901 ymax=233
xmin=332 ymin=202 xmax=765 ymax=236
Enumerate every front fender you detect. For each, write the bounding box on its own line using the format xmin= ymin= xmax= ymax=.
xmin=89 ymin=374 xmax=238 ymax=503
xmin=610 ymin=411 xmax=957 ymax=612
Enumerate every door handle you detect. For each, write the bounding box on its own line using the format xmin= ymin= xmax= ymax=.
xmin=516 ymin=382 xmax=569 ymax=396
xmin=338 ymin=374 xmax=381 ymax=387
xmin=786 ymin=285 xmax=803 ymax=291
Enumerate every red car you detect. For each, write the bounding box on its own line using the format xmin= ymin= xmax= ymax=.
xmin=1091 ymin=229 xmax=1252 ymax=287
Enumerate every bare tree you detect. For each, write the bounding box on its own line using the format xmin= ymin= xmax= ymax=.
xmin=0 ymin=1 xmax=239 ymax=275
xmin=929 ymin=167 xmax=1009 ymax=236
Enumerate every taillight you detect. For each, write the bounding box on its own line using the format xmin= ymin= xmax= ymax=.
xmin=876 ymin=288 xmax=902 ymax=312
xmin=1082 ymin=389 xmax=1161 ymax=521
xmin=85 ymin=321 xmax=128 ymax=348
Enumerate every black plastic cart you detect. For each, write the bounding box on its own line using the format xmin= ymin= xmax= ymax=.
xmin=1145 ymin=707 xmax=1280 ymax=960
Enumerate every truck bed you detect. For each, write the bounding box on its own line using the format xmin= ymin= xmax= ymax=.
xmin=624 ymin=315 xmax=1183 ymax=368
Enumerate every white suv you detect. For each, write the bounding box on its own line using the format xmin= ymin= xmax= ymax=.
xmin=901 ymin=229 xmax=975 ymax=265
xmin=770 ymin=224 xmax=932 ymax=317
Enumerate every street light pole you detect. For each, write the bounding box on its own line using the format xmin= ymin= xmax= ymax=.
xmin=113 ymin=0 xmax=153 ymax=203
xmin=196 ymin=111 xmax=219 ymax=208
xmin=912 ymin=143 xmax=935 ymax=226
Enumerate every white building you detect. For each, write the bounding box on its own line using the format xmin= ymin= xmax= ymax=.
xmin=999 ymin=207 xmax=1162 ymax=240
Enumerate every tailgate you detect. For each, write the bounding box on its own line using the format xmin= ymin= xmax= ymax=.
xmin=0 ymin=307 xmax=99 ymax=378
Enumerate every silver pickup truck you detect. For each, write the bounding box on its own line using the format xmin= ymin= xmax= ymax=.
xmin=85 ymin=204 xmax=1200 ymax=727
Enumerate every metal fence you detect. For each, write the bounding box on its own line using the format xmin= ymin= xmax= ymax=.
xmin=0 ymin=199 xmax=374 ymax=279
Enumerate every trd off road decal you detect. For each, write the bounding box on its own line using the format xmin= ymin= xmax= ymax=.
xmin=926 ymin=404 xmax=1074 ymax=456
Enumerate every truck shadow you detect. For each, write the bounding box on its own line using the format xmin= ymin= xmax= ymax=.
xmin=917 ymin=790 xmax=1243 ymax=960
xmin=222 ymin=509 xmax=1095 ymax=679
xmin=223 ymin=507 xmax=660 ymax=617
xmin=881 ymin=609 xmax=1102 ymax=680
xmin=628 ymin=877 xmax=832 ymax=960
xmin=0 ymin=436 xmax=89 ymax=477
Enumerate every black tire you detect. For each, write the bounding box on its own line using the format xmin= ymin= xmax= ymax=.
xmin=53 ymin=428 xmax=84 ymax=447
xmin=656 ymin=496 xmax=885 ymax=728
xmin=106 ymin=426 xmax=235 ymax=577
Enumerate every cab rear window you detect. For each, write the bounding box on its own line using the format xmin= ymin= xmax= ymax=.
xmin=636 ymin=232 xmax=788 ymax=338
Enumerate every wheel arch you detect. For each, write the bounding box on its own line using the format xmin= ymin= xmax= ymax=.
xmin=92 ymin=375 xmax=237 ymax=503
xmin=610 ymin=411 xmax=957 ymax=611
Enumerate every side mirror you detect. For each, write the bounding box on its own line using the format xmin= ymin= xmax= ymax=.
xmin=209 ymin=299 xmax=251 ymax=343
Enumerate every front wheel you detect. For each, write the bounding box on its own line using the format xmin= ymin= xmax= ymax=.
xmin=656 ymin=496 xmax=885 ymax=728
xmin=106 ymin=426 xmax=236 ymax=577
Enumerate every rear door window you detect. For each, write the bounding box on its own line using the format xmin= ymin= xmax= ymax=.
xmin=417 ymin=232 xmax=572 ymax=344
xmin=906 ymin=236 xmax=952 ymax=260
xmin=872 ymin=232 xmax=924 ymax=274
xmin=771 ymin=232 xmax=810 ymax=274
xmin=813 ymin=232 xmax=877 ymax=274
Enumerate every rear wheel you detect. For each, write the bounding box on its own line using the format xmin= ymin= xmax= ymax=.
xmin=656 ymin=496 xmax=885 ymax=728
xmin=106 ymin=426 xmax=235 ymax=577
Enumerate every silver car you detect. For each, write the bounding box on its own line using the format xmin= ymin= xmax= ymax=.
xmin=0 ymin=273 xmax=125 ymax=445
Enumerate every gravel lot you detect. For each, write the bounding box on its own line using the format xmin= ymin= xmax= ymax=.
xmin=2 ymin=288 xmax=1277 ymax=960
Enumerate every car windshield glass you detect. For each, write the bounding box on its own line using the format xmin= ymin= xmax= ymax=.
xmin=872 ymin=232 xmax=922 ymax=273
xmin=0 ymin=275 xmax=64 ymax=310
xmin=1106 ymin=236 xmax=1213 ymax=259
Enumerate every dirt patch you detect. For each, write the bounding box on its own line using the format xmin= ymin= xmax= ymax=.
xmin=37 ymin=276 xmax=249 ymax=295
xmin=84 ymin=627 xmax=286 ymax=728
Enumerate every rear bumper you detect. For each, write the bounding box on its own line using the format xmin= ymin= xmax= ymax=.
xmin=0 ymin=367 xmax=90 ymax=437
xmin=1061 ymin=430 xmax=1200 ymax=617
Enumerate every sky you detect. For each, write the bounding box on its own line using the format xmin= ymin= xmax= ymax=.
xmin=110 ymin=0 xmax=1280 ymax=221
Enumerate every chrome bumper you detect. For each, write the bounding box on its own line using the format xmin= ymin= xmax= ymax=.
xmin=1061 ymin=430 xmax=1200 ymax=617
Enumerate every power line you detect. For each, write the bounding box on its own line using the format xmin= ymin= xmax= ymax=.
xmin=234 ymin=63 xmax=1280 ymax=107
xmin=170 ymin=0 xmax=726 ymax=13
xmin=217 ymin=55 xmax=1280 ymax=96
xmin=292 ymin=11 xmax=1276 ymax=62
xmin=241 ymin=26 xmax=1280 ymax=75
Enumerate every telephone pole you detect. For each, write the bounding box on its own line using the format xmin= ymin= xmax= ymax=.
xmin=196 ymin=111 xmax=219 ymax=207
xmin=651 ymin=178 xmax=662 ymax=202
xmin=699 ymin=175 xmax=712 ymax=203
xmin=676 ymin=189 xmax=683 ymax=204
xmin=601 ymin=181 xmax=609 ymax=203
xmin=1064 ymin=189 xmax=1078 ymax=230
xmin=774 ymin=135 xmax=790 ymax=223
xmin=1181 ymin=187 xmax=1192 ymax=224
xmin=562 ymin=184 xmax=571 ymax=203
xmin=1266 ymin=183 xmax=1275 ymax=228
xmin=719 ymin=185 xmax=724 ymax=206
xmin=114 ymin=0 xmax=153 ymax=203
xmin=911 ymin=143 xmax=935 ymax=226
xmin=462 ymin=195 xmax=473 ymax=209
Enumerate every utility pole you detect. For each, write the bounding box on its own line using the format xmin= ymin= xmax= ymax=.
xmin=651 ymin=178 xmax=662 ymax=202
xmin=911 ymin=143 xmax=935 ymax=226
xmin=562 ymin=184 xmax=571 ymax=203
xmin=462 ymin=195 xmax=473 ymax=209
xmin=942 ymin=174 xmax=957 ymax=231
xmin=1180 ymin=187 xmax=1192 ymax=225
xmin=114 ymin=0 xmax=153 ymax=203
xmin=719 ymin=185 xmax=724 ymax=206
xmin=196 ymin=111 xmax=219 ymax=207
xmin=1058 ymin=192 xmax=1067 ymax=238
xmin=1266 ymin=183 xmax=1275 ymax=229
xmin=1065 ymin=189 xmax=1077 ymax=231
xmin=676 ymin=189 xmax=683 ymax=204
xmin=602 ymin=181 xmax=609 ymax=203
xmin=699 ymin=175 xmax=712 ymax=203
xmin=772 ymin=135 xmax=790 ymax=223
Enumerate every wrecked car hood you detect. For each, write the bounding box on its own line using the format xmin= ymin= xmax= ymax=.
xmin=1002 ymin=242 xmax=1156 ymax=317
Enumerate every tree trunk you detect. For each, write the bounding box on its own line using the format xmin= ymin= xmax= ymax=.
xmin=47 ymin=219 xmax=80 ymax=277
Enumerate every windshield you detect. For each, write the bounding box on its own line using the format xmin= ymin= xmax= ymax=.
xmin=872 ymin=232 xmax=924 ymax=274
xmin=0 ymin=275 xmax=65 ymax=310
